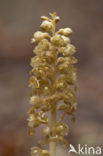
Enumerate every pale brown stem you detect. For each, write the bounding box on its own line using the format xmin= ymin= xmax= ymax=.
xmin=49 ymin=108 xmax=56 ymax=156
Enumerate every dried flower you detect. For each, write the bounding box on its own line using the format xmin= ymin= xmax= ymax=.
xmin=28 ymin=12 xmax=77 ymax=156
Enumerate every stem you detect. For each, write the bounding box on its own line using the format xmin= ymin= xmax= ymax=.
xmin=49 ymin=107 xmax=56 ymax=156
xmin=49 ymin=16 xmax=56 ymax=156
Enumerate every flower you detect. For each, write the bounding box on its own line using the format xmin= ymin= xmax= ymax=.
xmin=31 ymin=147 xmax=49 ymax=156
xmin=30 ymin=96 xmax=39 ymax=105
xmin=61 ymin=35 xmax=71 ymax=44
xmin=64 ymin=44 xmax=76 ymax=55
xmin=29 ymin=76 xmax=40 ymax=89
xmin=57 ymin=28 xmax=72 ymax=36
xmin=51 ymin=34 xmax=64 ymax=46
xmin=55 ymin=122 xmax=69 ymax=136
xmin=33 ymin=31 xmax=50 ymax=42
xmin=54 ymin=16 xmax=60 ymax=23
xmin=27 ymin=114 xmax=38 ymax=128
xmin=40 ymin=20 xmax=53 ymax=31
xmin=59 ymin=44 xmax=76 ymax=56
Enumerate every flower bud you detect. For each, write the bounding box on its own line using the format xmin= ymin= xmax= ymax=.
xmin=57 ymin=28 xmax=72 ymax=36
xmin=40 ymin=21 xmax=53 ymax=31
xmin=41 ymin=16 xmax=50 ymax=21
xmin=34 ymin=31 xmax=50 ymax=42
xmin=54 ymin=16 xmax=60 ymax=23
